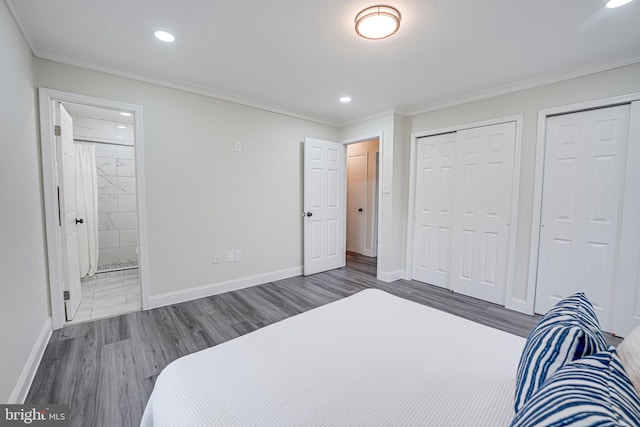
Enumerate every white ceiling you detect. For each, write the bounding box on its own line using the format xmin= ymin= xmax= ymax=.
xmin=8 ymin=0 xmax=640 ymax=125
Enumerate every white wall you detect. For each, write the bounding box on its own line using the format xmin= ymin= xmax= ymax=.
xmin=392 ymin=114 xmax=408 ymax=275
xmin=35 ymin=59 xmax=339 ymax=299
xmin=0 ymin=0 xmax=51 ymax=402
xmin=406 ymin=62 xmax=640 ymax=310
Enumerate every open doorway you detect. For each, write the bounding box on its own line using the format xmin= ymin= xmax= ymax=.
xmin=39 ymin=88 xmax=148 ymax=330
xmin=61 ymin=102 xmax=141 ymax=324
xmin=345 ymin=138 xmax=379 ymax=271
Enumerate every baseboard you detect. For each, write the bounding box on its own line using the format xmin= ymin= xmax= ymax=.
xmin=148 ymin=266 xmax=303 ymax=309
xmin=9 ymin=317 xmax=52 ymax=403
xmin=378 ymin=269 xmax=403 ymax=282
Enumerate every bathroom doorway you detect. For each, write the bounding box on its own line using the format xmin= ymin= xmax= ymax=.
xmin=62 ymin=102 xmax=141 ymax=323
xmin=39 ymin=88 xmax=149 ymax=329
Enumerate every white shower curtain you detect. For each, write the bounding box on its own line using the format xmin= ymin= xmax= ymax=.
xmin=75 ymin=143 xmax=99 ymax=277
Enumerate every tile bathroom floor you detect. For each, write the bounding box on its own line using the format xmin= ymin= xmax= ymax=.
xmin=68 ymin=268 xmax=140 ymax=324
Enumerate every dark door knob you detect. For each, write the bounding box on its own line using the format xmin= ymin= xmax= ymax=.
xmin=75 ymin=218 xmax=84 ymax=224
xmin=306 ymin=212 xmax=313 ymax=217
xmin=358 ymin=208 xmax=363 ymax=212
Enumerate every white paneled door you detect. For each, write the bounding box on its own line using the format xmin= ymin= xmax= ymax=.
xmin=613 ymin=102 xmax=640 ymax=337
xmin=535 ymin=105 xmax=630 ymax=332
xmin=347 ymin=153 xmax=367 ymax=255
xmin=412 ymin=133 xmax=456 ymax=288
xmin=450 ymin=123 xmax=516 ymax=305
xmin=56 ymin=103 xmax=83 ymax=320
xmin=303 ymin=138 xmax=346 ymax=276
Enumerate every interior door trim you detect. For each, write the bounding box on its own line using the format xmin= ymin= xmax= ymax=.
xmin=527 ymin=92 xmax=640 ymax=316
xmin=341 ymin=132 xmax=385 ymax=281
xmin=38 ymin=88 xmax=149 ymax=329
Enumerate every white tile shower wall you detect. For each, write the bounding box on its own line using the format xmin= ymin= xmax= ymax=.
xmin=74 ymin=116 xmax=134 ymax=145
xmin=94 ymin=143 xmax=138 ymax=270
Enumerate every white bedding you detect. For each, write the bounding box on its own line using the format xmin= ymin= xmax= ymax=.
xmin=141 ymin=289 xmax=525 ymax=427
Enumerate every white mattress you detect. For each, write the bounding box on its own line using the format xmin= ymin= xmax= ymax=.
xmin=141 ymin=289 xmax=525 ymax=427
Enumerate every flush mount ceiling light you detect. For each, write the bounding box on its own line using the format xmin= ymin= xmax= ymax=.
xmin=606 ymin=0 xmax=633 ymax=7
xmin=340 ymin=96 xmax=352 ymax=103
xmin=355 ymin=5 xmax=401 ymax=40
xmin=154 ymin=30 xmax=175 ymax=43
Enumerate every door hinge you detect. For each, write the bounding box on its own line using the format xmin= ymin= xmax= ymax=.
xmin=54 ymin=125 xmax=61 ymax=136
xmin=63 ymin=290 xmax=70 ymax=301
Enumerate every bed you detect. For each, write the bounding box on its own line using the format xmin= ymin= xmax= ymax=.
xmin=141 ymin=289 xmax=525 ymax=426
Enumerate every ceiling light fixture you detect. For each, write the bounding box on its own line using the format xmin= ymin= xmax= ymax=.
xmin=606 ymin=0 xmax=633 ymax=7
xmin=355 ymin=5 xmax=401 ymax=40
xmin=340 ymin=96 xmax=352 ymax=103
xmin=154 ymin=30 xmax=176 ymax=43
xmin=120 ymin=112 xmax=132 ymax=117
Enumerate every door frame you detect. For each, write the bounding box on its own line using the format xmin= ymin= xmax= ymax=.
xmin=341 ymin=132 xmax=384 ymax=280
xmin=527 ymin=92 xmax=640 ymax=316
xmin=405 ymin=115 xmax=523 ymax=310
xmin=39 ymin=88 xmax=150 ymax=329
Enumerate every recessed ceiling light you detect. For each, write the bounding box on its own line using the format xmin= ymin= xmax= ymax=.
xmin=154 ymin=30 xmax=176 ymax=43
xmin=606 ymin=0 xmax=633 ymax=7
xmin=340 ymin=96 xmax=352 ymax=103
xmin=117 ymin=125 xmax=127 ymax=129
xmin=355 ymin=5 xmax=401 ymax=40
xmin=120 ymin=112 xmax=132 ymax=117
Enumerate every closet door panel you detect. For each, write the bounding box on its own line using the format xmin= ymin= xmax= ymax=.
xmin=535 ymin=105 xmax=630 ymax=331
xmin=412 ymin=133 xmax=456 ymax=287
xmin=450 ymin=122 xmax=516 ymax=305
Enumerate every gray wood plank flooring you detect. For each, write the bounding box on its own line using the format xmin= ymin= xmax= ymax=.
xmin=26 ymin=253 xmax=620 ymax=426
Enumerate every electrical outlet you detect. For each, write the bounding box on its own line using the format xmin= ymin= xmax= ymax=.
xmin=227 ymin=251 xmax=235 ymax=262
xmin=234 ymin=249 xmax=242 ymax=261
xmin=234 ymin=141 xmax=242 ymax=152
xmin=212 ymin=252 xmax=220 ymax=264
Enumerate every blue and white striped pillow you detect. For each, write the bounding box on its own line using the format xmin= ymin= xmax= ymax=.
xmin=514 ymin=292 xmax=608 ymax=412
xmin=511 ymin=347 xmax=640 ymax=427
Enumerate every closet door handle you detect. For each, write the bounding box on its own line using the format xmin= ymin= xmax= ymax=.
xmin=75 ymin=218 xmax=84 ymax=224
xmin=358 ymin=208 xmax=363 ymax=212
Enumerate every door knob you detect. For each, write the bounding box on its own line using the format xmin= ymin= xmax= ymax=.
xmin=306 ymin=212 xmax=313 ymax=217
xmin=358 ymin=208 xmax=363 ymax=212
xmin=75 ymin=218 xmax=84 ymax=224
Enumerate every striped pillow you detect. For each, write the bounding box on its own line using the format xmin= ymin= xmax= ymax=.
xmin=514 ymin=292 xmax=608 ymax=412
xmin=511 ymin=348 xmax=640 ymax=427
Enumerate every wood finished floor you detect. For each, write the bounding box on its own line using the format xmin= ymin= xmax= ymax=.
xmin=26 ymin=253 xmax=620 ymax=426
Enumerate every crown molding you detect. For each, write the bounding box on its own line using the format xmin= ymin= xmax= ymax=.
xmin=337 ymin=109 xmax=400 ymax=127
xmin=5 ymin=0 xmax=37 ymax=54
xmin=403 ymin=53 xmax=640 ymax=117
xmin=33 ymin=47 xmax=341 ymax=127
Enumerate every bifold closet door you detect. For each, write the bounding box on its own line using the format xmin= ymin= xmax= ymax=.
xmin=613 ymin=101 xmax=640 ymax=337
xmin=449 ymin=122 xmax=516 ymax=305
xmin=412 ymin=133 xmax=456 ymax=288
xmin=535 ymin=105 xmax=630 ymax=332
